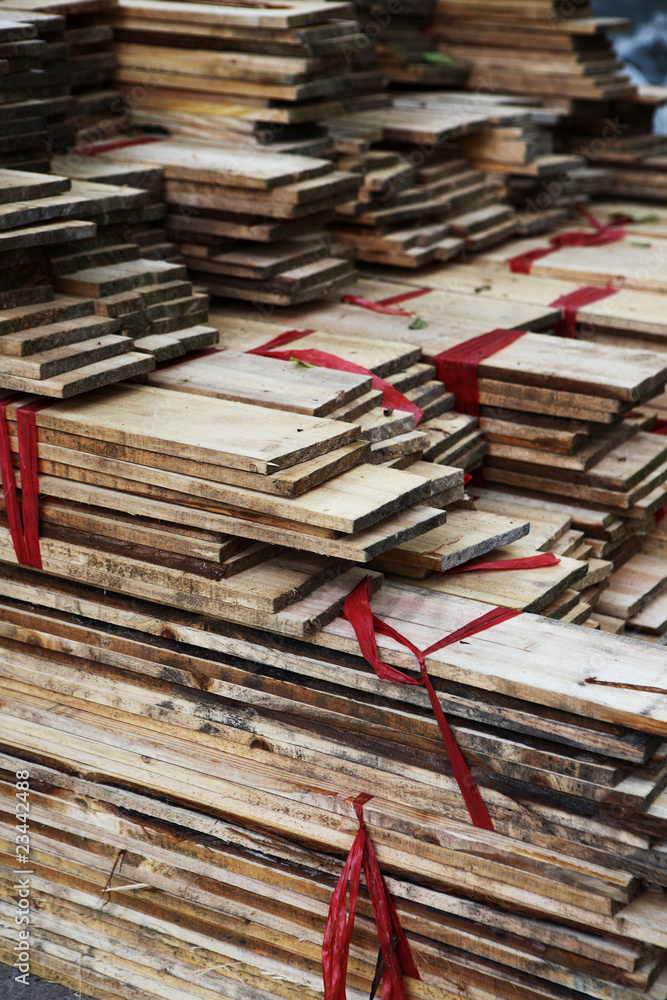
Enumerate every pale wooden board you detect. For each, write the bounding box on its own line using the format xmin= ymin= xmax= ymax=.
xmin=376 ymin=508 xmax=530 ymax=572
xmin=212 ymin=316 xmax=421 ymax=377
xmin=315 ymin=580 xmax=667 ymax=735
xmin=145 ymin=349 xmax=371 ymax=416
xmin=413 ymin=261 xmax=667 ymax=345
xmin=96 ymin=139 xmax=334 ymax=190
xmin=410 ymin=542 xmax=587 ymax=613
xmin=10 ymin=423 xmax=369 ymax=498
xmin=115 ymin=0 xmax=354 ymax=30
xmin=597 ymin=555 xmax=667 ymax=620
xmin=1 ymin=384 xmax=359 ymax=475
xmin=629 ymin=591 xmax=667 ymax=634
xmin=480 ymin=233 xmax=667 ymax=295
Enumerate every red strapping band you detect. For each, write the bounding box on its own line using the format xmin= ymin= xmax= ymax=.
xmin=341 ymin=576 xmax=521 ymax=830
xmin=155 ymin=347 xmax=223 ymax=371
xmin=76 ymin=136 xmax=164 ymax=156
xmin=434 ymin=329 xmax=527 ymax=416
xmin=0 ymin=396 xmax=52 ymax=568
xmin=652 ymin=419 xmax=667 ymax=436
xmin=322 ymin=792 xmax=420 ymax=1000
xmin=444 ymin=553 xmax=560 ymax=574
xmin=248 ymin=329 xmax=423 ymax=423
xmin=341 ymin=287 xmax=432 ymax=317
xmin=549 ymin=286 xmax=619 ymax=339
xmin=509 ymin=202 xmax=626 ymax=275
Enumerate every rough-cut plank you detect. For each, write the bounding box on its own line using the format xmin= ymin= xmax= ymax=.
xmin=1 ymin=384 xmax=360 ymax=475
xmin=316 ymin=580 xmax=667 ymax=735
xmin=146 ymin=348 xmax=371 ymax=415
xmin=376 ymin=508 xmax=530 ymax=572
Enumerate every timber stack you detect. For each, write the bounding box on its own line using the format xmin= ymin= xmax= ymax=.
xmin=1 ymin=1 xmax=667 ymax=999
xmin=0 ymin=0 xmax=128 ymax=157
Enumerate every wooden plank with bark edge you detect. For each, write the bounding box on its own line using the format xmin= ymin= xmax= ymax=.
xmin=374 ymin=508 xmax=530 ymax=572
xmin=0 ymin=565 xmax=653 ymax=763
xmin=26 ymin=474 xmax=447 ymax=561
xmin=0 ymin=384 xmax=361 ymax=475
xmin=6 ymin=438 xmax=433 ymax=533
xmin=145 ymin=348 xmax=372 ymax=415
xmin=412 ymin=543 xmax=588 ymax=613
xmin=314 ymin=580 xmax=667 ymax=735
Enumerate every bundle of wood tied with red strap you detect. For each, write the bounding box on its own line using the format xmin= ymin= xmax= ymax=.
xmin=2 ymin=557 xmax=667 ymax=1000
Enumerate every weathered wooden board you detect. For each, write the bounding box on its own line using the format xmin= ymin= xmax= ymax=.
xmin=145 ymin=349 xmax=371 ymax=416
xmin=1 ymin=384 xmax=360 ymax=475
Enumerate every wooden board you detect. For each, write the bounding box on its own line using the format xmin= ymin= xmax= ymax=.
xmin=145 ymin=349 xmax=371 ymax=416
xmin=1 ymin=384 xmax=361 ymax=475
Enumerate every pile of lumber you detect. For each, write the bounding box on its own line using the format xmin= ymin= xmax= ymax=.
xmin=105 ymin=0 xmax=380 ymax=152
xmin=2 ymin=561 xmax=667 ymax=1000
xmin=556 ymin=87 xmax=667 ymax=201
xmin=0 ymin=368 xmax=464 ymax=618
xmin=328 ymin=101 xmax=521 ymax=266
xmin=0 ymin=164 xmax=219 ymax=395
xmin=353 ymin=0 xmax=470 ymax=87
xmin=391 ymin=90 xmax=606 ymax=218
xmin=220 ymin=268 xmax=667 ymax=617
xmin=431 ymin=1 xmax=637 ymax=103
xmin=0 ymin=3 xmax=74 ymax=171
xmin=1 ymin=0 xmax=128 ymax=149
xmin=80 ymin=138 xmax=359 ymax=304
xmin=210 ymin=314 xmax=492 ymax=472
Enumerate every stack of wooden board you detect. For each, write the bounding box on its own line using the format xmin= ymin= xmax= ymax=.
xmin=0 ymin=167 xmax=156 ymax=395
xmin=210 ymin=313 xmax=493 ymax=473
xmin=1 ymin=0 xmax=128 ymax=150
xmin=354 ymin=0 xmax=470 ymax=87
xmin=391 ymin=90 xmax=601 ymax=219
xmin=327 ymin=101 xmax=523 ymax=266
xmin=414 ymin=257 xmax=667 ymax=358
xmin=0 ymin=4 xmax=75 ymax=170
xmin=431 ymin=2 xmax=637 ymax=103
xmin=0 ymin=165 xmax=220 ymax=393
xmin=0 ymin=378 xmax=472 ymax=619
xmin=476 ymin=220 xmax=667 ymax=294
xmin=555 ymin=87 xmax=667 ymax=202
xmin=2 ymin=563 xmax=667 ymax=1000
xmin=50 ymin=148 xmax=181 ymax=264
xmin=81 ymin=138 xmax=359 ymax=304
xmin=105 ymin=0 xmax=382 ymax=152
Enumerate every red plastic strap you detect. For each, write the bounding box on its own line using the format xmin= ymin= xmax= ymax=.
xmin=652 ymin=419 xmax=667 ymax=436
xmin=656 ymin=508 xmax=666 ymax=524
xmin=248 ymin=331 xmax=423 ymax=423
xmin=376 ymin=288 xmax=432 ymax=307
xmin=341 ymin=576 xmax=521 ymax=830
xmin=549 ymin=286 xmax=619 ymax=339
xmin=0 ymin=394 xmax=30 ymax=565
xmin=322 ymin=792 xmax=420 ymax=1000
xmin=340 ymin=288 xmax=431 ymax=317
xmin=155 ymin=347 xmax=223 ymax=371
xmin=434 ymin=329 xmax=527 ymax=416
xmin=76 ymin=136 xmax=164 ymax=156
xmin=0 ymin=397 xmax=52 ymax=568
xmin=246 ymin=328 xmax=314 ymax=354
xmin=509 ymin=203 xmax=626 ymax=275
xmin=444 ymin=553 xmax=560 ymax=574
